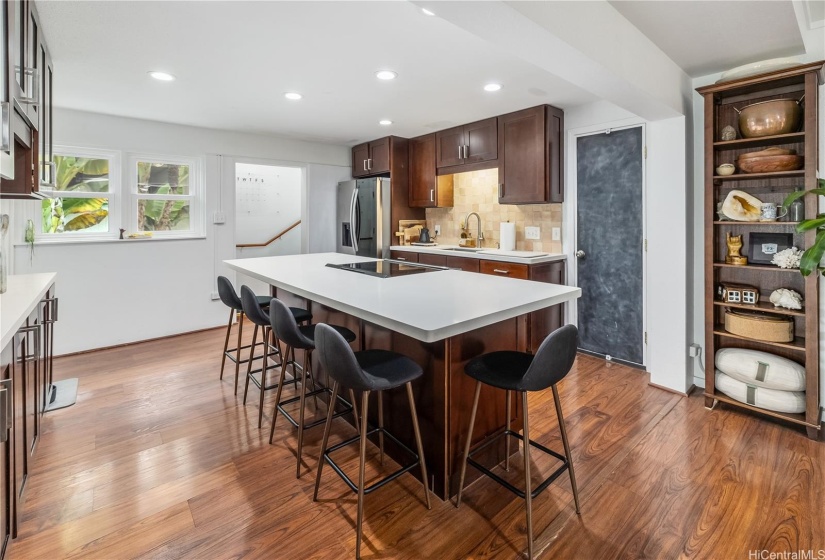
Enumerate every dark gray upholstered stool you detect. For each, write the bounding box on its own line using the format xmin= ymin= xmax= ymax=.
xmin=456 ymin=324 xmax=581 ymax=560
xmin=267 ymin=298 xmax=360 ymax=478
xmin=240 ymin=285 xmax=311 ymax=428
xmin=312 ymin=323 xmax=431 ymax=560
xmin=217 ymin=276 xmax=274 ymax=394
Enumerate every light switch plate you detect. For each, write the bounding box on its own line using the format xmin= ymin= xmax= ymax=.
xmin=525 ymin=226 xmax=540 ymax=240
xmin=551 ymin=227 xmax=561 ymax=241
xmin=213 ymin=211 xmax=226 ymax=224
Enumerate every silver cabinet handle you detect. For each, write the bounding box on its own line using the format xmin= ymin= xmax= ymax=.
xmin=363 ymin=160 xmax=367 ymax=172
xmin=498 ymin=184 xmax=503 ymax=198
xmin=576 ymin=250 xmax=586 ymax=259
xmin=396 ymin=257 xmax=407 ymax=261
xmin=42 ymin=297 xmax=58 ymax=323
xmin=430 ymin=189 xmax=434 ymax=202
xmin=16 ymin=324 xmax=41 ymax=363
xmin=368 ymin=158 xmax=372 ymax=170
xmin=493 ymin=269 xmax=509 ymax=274
xmin=0 ymin=387 xmax=7 ymax=443
xmin=458 ymin=145 xmax=462 ymax=160
xmin=1 ymin=101 xmax=9 ymax=152
xmin=464 ymin=145 xmax=468 ymax=159
xmin=40 ymin=161 xmax=56 ymax=188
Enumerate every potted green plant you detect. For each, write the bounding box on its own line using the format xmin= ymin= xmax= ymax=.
xmin=782 ymin=178 xmax=825 ymax=276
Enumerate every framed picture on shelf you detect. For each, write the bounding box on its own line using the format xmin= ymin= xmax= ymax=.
xmin=749 ymin=233 xmax=793 ymax=265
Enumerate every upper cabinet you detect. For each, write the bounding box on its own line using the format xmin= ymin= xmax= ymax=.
xmin=498 ymin=105 xmax=564 ymax=204
xmin=408 ymin=133 xmax=454 ymax=208
xmin=0 ymin=0 xmax=53 ymax=197
xmin=352 ymin=137 xmax=391 ymax=178
xmin=435 ymin=117 xmax=497 ymax=169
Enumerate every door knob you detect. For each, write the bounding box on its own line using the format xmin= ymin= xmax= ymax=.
xmin=575 ymin=250 xmax=586 ymax=259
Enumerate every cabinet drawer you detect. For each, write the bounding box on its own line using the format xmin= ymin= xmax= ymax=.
xmin=390 ymin=251 xmax=418 ymax=263
xmin=479 ymin=260 xmax=528 ymax=280
xmin=418 ymin=253 xmax=447 ymax=267
xmin=446 ymin=256 xmax=479 ymax=272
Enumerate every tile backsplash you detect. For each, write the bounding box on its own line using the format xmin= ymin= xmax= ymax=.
xmin=425 ymin=168 xmax=563 ymax=253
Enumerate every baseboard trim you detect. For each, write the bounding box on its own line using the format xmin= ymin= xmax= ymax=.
xmin=55 ymin=324 xmax=226 ymax=358
xmin=648 ymin=381 xmax=693 ymax=397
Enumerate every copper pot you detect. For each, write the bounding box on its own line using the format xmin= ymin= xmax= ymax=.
xmin=735 ymin=96 xmax=803 ymax=138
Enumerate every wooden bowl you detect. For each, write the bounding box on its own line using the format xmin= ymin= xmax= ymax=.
xmin=737 ymin=154 xmax=803 ymax=174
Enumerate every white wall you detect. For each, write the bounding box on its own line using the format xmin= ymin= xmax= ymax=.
xmin=11 ymin=108 xmax=349 ymax=355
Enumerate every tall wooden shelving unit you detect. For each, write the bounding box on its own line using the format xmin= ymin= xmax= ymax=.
xmin=697 ymin=61 xmax=824 ymax=440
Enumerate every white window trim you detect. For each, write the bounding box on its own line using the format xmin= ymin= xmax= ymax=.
xmin=127 ymin=152 xmax=204 ymax=239
xmin=36 ymin=146 xmax=121 ymax=242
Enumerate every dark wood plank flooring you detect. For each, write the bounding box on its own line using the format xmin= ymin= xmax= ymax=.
xmin=8 ymin=327 xmax=824 ymax=559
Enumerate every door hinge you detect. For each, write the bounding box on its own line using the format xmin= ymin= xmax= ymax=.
xmin=644 ymin=239 xmax=648 ymax=251
xmin=643 ymin=146 xmax=647 ymax=159
xmin=644 ymin=332 xmax=648 ymax=344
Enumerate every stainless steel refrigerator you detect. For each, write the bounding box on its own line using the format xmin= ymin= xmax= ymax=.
xmin=336 ymin=178 xmax=391 ymax=258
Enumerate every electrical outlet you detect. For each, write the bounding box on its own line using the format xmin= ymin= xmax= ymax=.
xmin=525 ymin=226 xmax=540 ymax=240
xmin=434 ymin=224 xmax=441 ymax=236
xmin=689 ymin=343 xmax=701 ymax=358
xmin=210 ymin=291 xmax=221 ymax=301
xmin=213 ymin=211 xmax=226 ymax=224
xmin=551 ymin=227 xmax=561 ymax=241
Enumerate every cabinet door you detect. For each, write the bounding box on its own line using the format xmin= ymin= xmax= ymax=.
xmin=352 ymin=143 xmax=370 ymax=178
xmin=9 ymin=0 xmax=26 ymax=110
xmin=36 ymin=31 xmax=51 ymax=190
xmin=464 ymin=118 xmax=497 ymax=164
xmin=435 ymin=125 xmax=465 ymax=168
xmin=23 ymin=1 xmax=37 ymax=129
xmin=0 ymin=345 xmax=12 ymax=554
xmin=418 ymin=253 xmax=447 ymax=267
xmin=10 ymin=332 xmax=25 ymax=530
xmin=1 ymin=0 xmax=14 ymax=180
xmin=368 ymin=137 xmax=390 ymax=175
xmin=408 ymin=133 xmax=436 ymax=207
xmin=498 ymin=106 xmax=545 ymax=204
xmin=23 ymin=315 xmax=38 ymax=458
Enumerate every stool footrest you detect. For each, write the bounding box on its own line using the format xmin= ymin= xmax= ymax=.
xmin=224 ymin=340 xmax=268 ymax=365
xmin=247 ymin=361 xmax=297 ymax=391
xmin=323 ymin=427 xmax=420 ymax=496
xmin=467 ymin=430 xmax=569 ymax=500
xmin=277 ymin=388 xmax=354 ymax=430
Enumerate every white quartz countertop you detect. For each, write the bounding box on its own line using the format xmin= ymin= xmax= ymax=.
xmin=225 ymin=253 xmax=580 ymax=343
xmin=390 ymin=245 xmax=566 ymax=264
xmin=0 ymin=273 xmax=57 ymax=350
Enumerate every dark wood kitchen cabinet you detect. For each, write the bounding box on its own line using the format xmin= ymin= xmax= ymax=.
xmin=436 ymin=117 xmax=497 ymax=170
xmin=352 ymin=136 xmax=391 ymax=178
xmin=0 ymin=344 xmax=12 ymax=557
xmin=409 ymin=133 xmax=454 ymax=208
xmin=498 ymin=105 xmax=564 ymax=204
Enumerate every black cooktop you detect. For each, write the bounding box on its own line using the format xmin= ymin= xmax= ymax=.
xmin=326 ymin=259 xmax=446 ymax=278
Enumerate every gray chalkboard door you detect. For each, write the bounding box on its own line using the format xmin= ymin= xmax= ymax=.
xmin=576 ymin=127 xmax=644 ymax=366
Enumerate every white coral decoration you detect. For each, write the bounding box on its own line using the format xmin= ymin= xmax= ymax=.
xmin=771 ymin=247 xmax=803 ymax=269
xmin=770 ymin=288 xmax=803 ymax=310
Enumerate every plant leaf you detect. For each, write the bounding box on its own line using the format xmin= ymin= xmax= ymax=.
xmin=781 ymin=188 xmax=825 ymax=209
xmin=64 ymin=210 xmax=108 ymax=231
xmin=62 ymin=198 xmax=107 ymax=214
xmin=799 ymin=230 xmax=825 ymax=276
xmin=796 ymin=216 xmax=825 ymax=233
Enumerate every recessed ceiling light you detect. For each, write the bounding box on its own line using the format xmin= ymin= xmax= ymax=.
xmin=284 ymin=92 xmax=302 ymax=100
xmin=421 ymin=8 xmax=435 ymax=16
xmin=376 ymin=70 xmax=398 ymax=81
xmin=379 ymin=120 xmax=393 ymax=126
xmin=148 ymin=71 xmax=175 ymax=82
xmin=484 ymin=83 xmax=502 ymax=92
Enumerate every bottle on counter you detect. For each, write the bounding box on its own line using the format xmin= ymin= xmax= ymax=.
xmin=788 ymin=187 xmax=805 ymax=222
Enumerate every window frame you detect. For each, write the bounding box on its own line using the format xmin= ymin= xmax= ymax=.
xmin=127 ymin=152 xmax=203 ymax=238
xmin=36 ymin=145 xmax=121 ymax=242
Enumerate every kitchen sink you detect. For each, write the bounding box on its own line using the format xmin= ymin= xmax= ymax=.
xmin=440 ymin=247 xmax=483 ymax=252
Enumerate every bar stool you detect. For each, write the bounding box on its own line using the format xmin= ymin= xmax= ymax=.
xmin=240 ymin=285 xmax=312 ymax=428
xmin=456 ymin=324 xmax=581 ymax=560
xmin=312 ymin=323 xmax=431 ymax=560
xmin=267 ymin=298 xmax=360 ymax=478
xmin=216 ymin=276 xmax=272 ymax=394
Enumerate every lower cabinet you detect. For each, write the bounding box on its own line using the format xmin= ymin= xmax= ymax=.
xmin=390 ymin=250 xmax=418 ymax=263
xmin=0 ymin=345 xmax=13 ymax=557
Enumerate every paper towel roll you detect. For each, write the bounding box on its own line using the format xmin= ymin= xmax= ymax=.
xmin=500 ymin=222 xmax=516 ymax=251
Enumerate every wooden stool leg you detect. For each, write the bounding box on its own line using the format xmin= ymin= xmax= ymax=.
xmin=269 ymin=345 xmax=292 ymax=444
xmin=378 ymin=391 xmax=385 ymax=465
xmin=505 ymin=389 xmax=511 ymax=472
xmin=243 ymin=324 xmax=258 ymax=405
xmin=553 ymin=384 xmax=580 ymax=514
xmin=313 ymin=381 xmax=340 ymax=501
xmin=406 ymin=383 xmax=431 ymax=510
xmin=296 ymin=350 xmax=311 ymax=478
xmin=456 ymin=380 xmax=481 ymax=508
xmin=356 ymin=390 xmax=370 ymax=560
xmin=234 ymin=312 xmax=245 ymax=395
xmin=220 ymin=308 xmax=233 ymax=380
xmin=258 ymin=327 xmax=270 ymax=429
xmin=522 ymin=392 xmax=533 ymax=560
xmin=350 ymin=389 xmax=361 ymax=434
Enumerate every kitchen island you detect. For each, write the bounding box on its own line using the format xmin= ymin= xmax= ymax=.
xmin=225 ymin=252 xmax=580 ymax=499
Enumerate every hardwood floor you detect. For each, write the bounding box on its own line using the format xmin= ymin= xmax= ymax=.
xmin=8 ymin=327 xmax=824 ymax=559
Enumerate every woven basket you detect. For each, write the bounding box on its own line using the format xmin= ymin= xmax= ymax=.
xmin=724 ymin=309 xmax=793 ymax=343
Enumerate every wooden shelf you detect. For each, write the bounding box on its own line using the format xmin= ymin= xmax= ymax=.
xmin=713 ymin=132 xmax=805 ymax=150
xmin=713 ymin=325 xmax=805 ymax=351
xmin=713 ymin=221 xmax=799 ymax=226
xmin=712 ymin=300 xmax=805 ymax=317
xmin=714 ymin=170 xmax=805 ymax=182
xmin=706 ymin=389 xmax=815 ymax=428
xmin=713 ymin=262 xmax=798 ymax=272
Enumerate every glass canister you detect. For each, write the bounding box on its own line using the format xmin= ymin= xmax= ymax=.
xmin=788 ymin=188 xmax=805 ymax=222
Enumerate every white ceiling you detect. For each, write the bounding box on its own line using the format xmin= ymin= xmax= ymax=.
xmin=609 ymin=1 xmax=805 ymax=77
xmin=38 ymin=1 xmax=813 ymax=146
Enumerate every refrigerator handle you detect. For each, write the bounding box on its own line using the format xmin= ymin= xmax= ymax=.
xmin=349 ymin=187 xmax=359 ymax=252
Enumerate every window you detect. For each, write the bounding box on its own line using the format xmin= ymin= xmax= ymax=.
xmin=130 ymin=154 xmax=201 ymax=236
xmin=40 ymin=147 xmax=119 ymax=238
